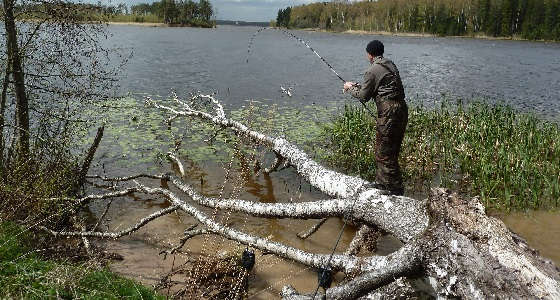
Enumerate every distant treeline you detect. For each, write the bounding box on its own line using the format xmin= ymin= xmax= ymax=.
xmin=80 ymin=0 xmax=215 ymax=27
xmin=277 ymin=0 xmax=560 ymax=41
xmin=130 ymin=0 xmax=214 ymax=26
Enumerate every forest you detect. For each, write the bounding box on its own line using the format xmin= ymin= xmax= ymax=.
xmin=277 ymin=0 xmax=560 ymax=41
xmin=130 ymin=0 xmax=214 ymax=25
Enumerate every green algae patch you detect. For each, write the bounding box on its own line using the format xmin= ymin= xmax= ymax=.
xmin=95 ymin=96 xmax=337 ymax=174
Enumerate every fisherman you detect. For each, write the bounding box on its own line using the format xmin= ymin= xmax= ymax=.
xmin=343 ymin=40 xmax=408 ymax=196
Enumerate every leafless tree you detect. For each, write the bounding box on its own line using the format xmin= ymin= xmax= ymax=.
xmin=1 ymin=0 xmax=126 ymax=170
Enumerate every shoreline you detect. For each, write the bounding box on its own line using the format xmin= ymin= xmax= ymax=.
xmin=298 ymin=27 xmax=557 ymax=43
xmin=106 ymin=21 xmax=215 ymax=28
xmin=107 ymin=21 xmax=166 ymax=27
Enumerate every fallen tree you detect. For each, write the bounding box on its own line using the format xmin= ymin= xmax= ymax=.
xmin=44 ymin=93 xmax=559 ymax=299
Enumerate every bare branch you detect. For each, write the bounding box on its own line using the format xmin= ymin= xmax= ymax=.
xmin=168 ymin=175 xmax=426 ymax=242
xmin=160 ymin=226 xmax=209 ymax=259
xmin=150 ymin=94 xmax=430 ymax=242
xmin=92 ymin=199 xmax=113 ymax=231
xmin=168 ymin=175 xmax=344 ymax=219
xmin=39 ymin=205 xmax=179 ymax=239
xmin=86 ymin=173 xmax=169 ymax=182
xmin=282 ymin=242 xmax=422 ymax=300
xmin=167 ymin=152 xmax=185 ymax=177
xmin=297 ymin=218 xmax=328 ymax=239
xmin=134 ymin=182 xmax=366 ymax=273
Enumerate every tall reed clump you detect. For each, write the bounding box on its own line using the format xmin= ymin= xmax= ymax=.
xmin=322 ymin=100 xmax=560 ymax=210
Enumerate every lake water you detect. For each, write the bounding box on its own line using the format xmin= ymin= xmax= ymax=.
xmin=90 ymin=25 xmax=560 ymax=298
xmin=108 ymin=25 xmax=560 ymax=119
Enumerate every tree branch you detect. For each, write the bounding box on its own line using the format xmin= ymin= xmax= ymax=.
xmin=150 ymin=94 xmax=429 ymax=242
xmin=39 ymin=205 xmax=179 ymax=239
xmin=297 ymin=218 xmax=328 ymax=239
xmin=134 ymin=182 xmax=368 ymax=273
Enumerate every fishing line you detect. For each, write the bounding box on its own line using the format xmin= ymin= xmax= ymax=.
xmin=246 ymin=27 xmax=376 ymax=118
xmin=247 ymin=27 xmax=345 ymax=82
xmin=247 ymin=28 xmax=378 ymax=297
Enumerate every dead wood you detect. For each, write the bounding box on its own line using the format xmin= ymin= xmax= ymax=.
xmin=41 ymin=94 xmax=559 ymax=299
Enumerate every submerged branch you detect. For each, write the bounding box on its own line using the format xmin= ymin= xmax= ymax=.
xmin=297 ymin=218 xmax=328 ymax=239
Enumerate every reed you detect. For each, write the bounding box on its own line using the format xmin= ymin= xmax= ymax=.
xmin=322 ymin=100 xmax=560 ymax=210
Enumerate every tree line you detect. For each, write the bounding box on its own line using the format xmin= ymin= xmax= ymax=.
xmin=277 ymin=0 xmax=560 ymax=41
xmin=130 ymin=0 xmax=214 ymax=26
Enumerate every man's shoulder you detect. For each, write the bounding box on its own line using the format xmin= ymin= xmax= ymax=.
xmin=367 ymin=60 xmax=390 ymax=74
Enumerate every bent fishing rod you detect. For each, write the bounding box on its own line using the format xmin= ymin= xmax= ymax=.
xmin=247 ymin=27 xmax=376 ymax=118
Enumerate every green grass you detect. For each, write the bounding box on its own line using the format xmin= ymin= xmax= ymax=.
xmin=322 ymin=100 xmax=560 ymax=210
xmin=0 ymin=222 xmax=164 ymax=299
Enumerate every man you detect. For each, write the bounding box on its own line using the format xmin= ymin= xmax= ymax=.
xmin=343 ymin=40 xmax=408 ymax=196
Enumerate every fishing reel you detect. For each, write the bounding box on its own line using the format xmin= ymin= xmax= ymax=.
xmin=317 ymin=267 xmax=333 ymax=290
xmin=241 ymin=248 xmax=255 ymax=271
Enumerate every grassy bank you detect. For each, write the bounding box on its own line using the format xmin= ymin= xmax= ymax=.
xmin=0 ymin=136 xmax=163 ymax=298
xmin=0 ymin=222 xmax=163 ymax=299
xmin=322 ymin=100 xmax=560 ymax=210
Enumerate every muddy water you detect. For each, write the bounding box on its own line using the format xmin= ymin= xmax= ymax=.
xmin=498 ymin=211 xmax=560 ymax=265
xmin=89 ymin=24 xmax=560 ymax=298
xmin=92 ymin=159 xmax=401 ymax=298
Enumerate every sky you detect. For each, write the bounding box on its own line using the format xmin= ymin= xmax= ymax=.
xmin=95 ymin=0 xmax=320 ymax=22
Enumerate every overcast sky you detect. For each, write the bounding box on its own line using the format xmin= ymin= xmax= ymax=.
xmin=96 ymin=0 xmax=319 ymax=22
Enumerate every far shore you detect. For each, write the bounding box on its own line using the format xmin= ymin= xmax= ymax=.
xmin=104 ymin=22 xmax=555 ymax=43
xmin=106 ymin=21 xmax=214 ymax=28
xmin=298 ymin=27 xmax=555 ymax=43
xmin=108 ymin=21 xmax=166 ymax=27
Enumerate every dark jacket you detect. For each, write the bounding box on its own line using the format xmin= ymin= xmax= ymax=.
xmin=348 ymin=56 xmax=405 ymax=103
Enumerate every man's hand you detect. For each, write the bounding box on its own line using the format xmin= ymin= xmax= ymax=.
xmin=343 ymin=82 xmax=356 ymax=91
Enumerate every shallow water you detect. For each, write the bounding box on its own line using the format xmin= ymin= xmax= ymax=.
xmin=88 ymin=24 xmax=560 ymax=298
xmin=498 ymin=211 xmax=560 ymax=265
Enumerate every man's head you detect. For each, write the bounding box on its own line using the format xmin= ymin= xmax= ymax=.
xmin=366 ymin=40 xmax=384 ymax=63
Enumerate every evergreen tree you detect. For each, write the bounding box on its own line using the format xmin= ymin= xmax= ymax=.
xmin=501 ymin=0 xmax=518 ymax=36
xmin=280 ymin=0 xmax=559 ymax=41
xmin=276 ymin=7 xmax=291 ymax=28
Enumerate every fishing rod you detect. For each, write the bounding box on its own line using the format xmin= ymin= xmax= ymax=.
xmin=247 ymin=27 xmax=376 ymax=118
xmin=248 ymin=27 xmax=376 ymax=299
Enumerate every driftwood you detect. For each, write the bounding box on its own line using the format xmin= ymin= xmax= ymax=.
xmin=44 ymin=93 xmax=560 ymax=299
